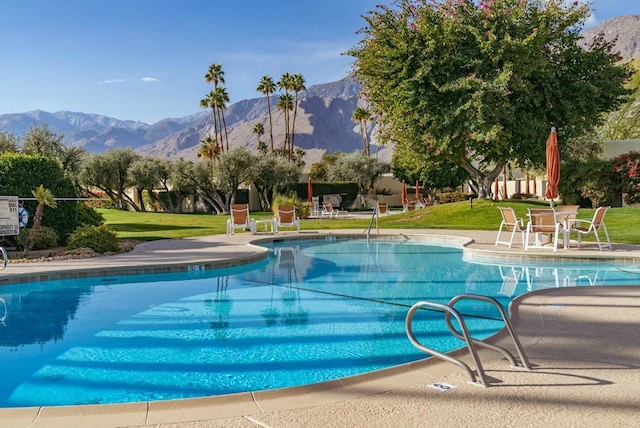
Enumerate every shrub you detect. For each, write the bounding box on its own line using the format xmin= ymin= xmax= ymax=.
xmin=272 ymin=194 xmax=310 ymax=219
xmin=437 ymin=191 xmax=476 ymax=203
xmin=510 ymin=193 xmax=537 ymax=200
xmin=0 ymin=153 xmax=80 ymax=243
xmin=76 ymin=203 xmax=105 ymax=226
xmin=16 ymin=226 xmax=58 ymax=250
xmin=67 ymin=225 xmax=120 ymax=254
xmin=560 ymin=158 xmax=621 ymax=207
xmin=612 ymin=151 xmax=640 ymax=205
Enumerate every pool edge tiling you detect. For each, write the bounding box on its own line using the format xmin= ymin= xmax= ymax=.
xmin=1 ymin=229 xmax=639 ymax=428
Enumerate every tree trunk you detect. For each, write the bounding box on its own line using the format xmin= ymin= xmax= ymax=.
xmin=459 ymin=157 xmax=503 ymax=199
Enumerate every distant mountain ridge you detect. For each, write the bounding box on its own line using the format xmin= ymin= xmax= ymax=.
xmin=2 ymin=15 xmax=638 ymax=165
xmin=0 ymin=77 xmax=382 ymax=165
xmin=581 ymin=14 xmax=640 ymax=61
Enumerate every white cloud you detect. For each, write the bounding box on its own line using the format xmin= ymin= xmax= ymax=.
xmin=97 ymin=78 xmax=128 ymax=85
xmin=142 ymin=77 xmax=159 ymax=83
xmin=584 ymin=12 xmax=598 ymax=27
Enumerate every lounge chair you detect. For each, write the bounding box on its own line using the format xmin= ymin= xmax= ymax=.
xmin=226 ymin=204 xmax=256 ymax=236
xmin=495 ymin=207 xmax=526 ymax=248
xmin=274 ymin=204 xmax=300 ymax=233
xmin=524 ymin=208 xmax=560 ymax=252
xmin=571 ymin=206 xmax=612 ymax=251
xmin=404 ymin=200 xmax=420 ymax=212
xmin=321 ymin=201 xmax=347 ymax=218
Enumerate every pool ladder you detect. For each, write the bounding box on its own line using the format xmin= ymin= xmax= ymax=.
xmin=405 ymin=293 xmax=531 ymax=387
xmin=364 ymin=207 xmax=379 ymax=240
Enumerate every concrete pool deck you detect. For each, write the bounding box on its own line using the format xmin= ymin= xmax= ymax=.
xmin=1 ymin=229 xmax=639 ymax=427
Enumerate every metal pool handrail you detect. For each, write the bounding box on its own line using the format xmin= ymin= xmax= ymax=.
xmin=0 ymin=247 xmax=7 ymax=270
xmin=445 ymin=294 xmax=531 ymax=370
xmin=364 ymin=207 xmax=379 ymax=240
xmin=405 ymin=293 xmax=531 ymax=387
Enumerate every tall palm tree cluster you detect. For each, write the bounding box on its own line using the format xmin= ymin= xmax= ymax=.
xmin=199 ymin=63 xmax=230 ymax=160
xmin=351 ymin=106 xmax=373 ymax=159
xmin=256 ymin=72 xmax=306 ymax=161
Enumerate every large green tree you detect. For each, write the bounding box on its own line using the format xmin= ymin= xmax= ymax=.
xmin=212 ymin=147 xmax=254 ymax=210
xmin=79 ymin=148 xmax=141 ymax=210
xmin=349 ymin=0 xmax=631 ymax=198
xmin=20 ymin=124 xmax=65 ymax=158
xmin=251 ymin=151 xmax=301 ymax=210
xmin=327 ymin=151 xmax=389 ymax=195
xmin=0 ymin=131 xmax=20 ymax=154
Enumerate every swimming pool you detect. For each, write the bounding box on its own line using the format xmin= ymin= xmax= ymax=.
xmin=0 ymin=238 xmax=637 ymax=407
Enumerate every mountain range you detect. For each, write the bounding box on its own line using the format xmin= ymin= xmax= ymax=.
xmin=0 ymin=77 xmax=387 ymax=166
xmin=2 ymin=14 xmax=639 ymax=166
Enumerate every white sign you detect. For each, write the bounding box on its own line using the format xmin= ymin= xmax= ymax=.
xmin=428 ymin=382 xmax=457 ymax=392
xmin=0 ymin=196 xmax=19 ymax=237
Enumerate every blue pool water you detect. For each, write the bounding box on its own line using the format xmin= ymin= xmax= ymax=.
xmin=0 ymin=238 xmax=638 ymax=407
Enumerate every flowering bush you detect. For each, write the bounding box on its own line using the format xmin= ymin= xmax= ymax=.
xmin=612 ymin=151 xmax=640 ymax=204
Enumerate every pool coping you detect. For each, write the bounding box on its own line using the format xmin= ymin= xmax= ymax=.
xmin=1 ymin=229 xmax=639 ymax=427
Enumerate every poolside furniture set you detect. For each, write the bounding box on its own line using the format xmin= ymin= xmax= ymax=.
xmin=495 ymin=205 xmax=612 ymax=252
xmin=226 ymin=204 xmax=300 ymax=235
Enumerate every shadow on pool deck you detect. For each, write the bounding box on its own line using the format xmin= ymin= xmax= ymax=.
xmin=1 ymin=229 xmax=639 ymax=427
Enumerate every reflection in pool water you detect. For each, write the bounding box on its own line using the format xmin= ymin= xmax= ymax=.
xmin=0 ymin=238 xmax=637 ymax=407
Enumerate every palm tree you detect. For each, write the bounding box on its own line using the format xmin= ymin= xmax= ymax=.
xmin=257 ymin=75 xmax=276 ymax=152
xmin=204 ymin=63 xmax=228 ymax=152
xmin=252 ymin=122 xmax=265 ymax=149
xmin=213 ymin=86 xmax=230 ymax=152
xmin=290 ymin=73 xmax=306 ymax=158
xmin=205 ymin=63 xmax=225 ymax=89
xmin=277 ymin=93 xmax=294 ymax=158
xmin=200 ymin=91 xmax=219 ymax=151
xmin=278 ymin=73 xmax=294 ymax=157
xmin=23 ymin=185 xmax=57 ymax=255
xmin=198 ymin=135 xmax=220 ymax=160
xmin=352 ymin=106 xmax=372 ymax=158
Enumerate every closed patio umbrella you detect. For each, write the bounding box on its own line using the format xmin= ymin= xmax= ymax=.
xmin=415 ymin=180 xmax=420 ymax=200
xmin=545 ymin=127 xmax=560 ymax=206
xmin=307 ymin=177 xmax=313 ymax=203
xmin=401 ymin=181 xmax=407 ymax=206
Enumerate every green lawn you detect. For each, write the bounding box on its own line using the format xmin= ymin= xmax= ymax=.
xmin=99 ymin=199 xmax=640 ymax=244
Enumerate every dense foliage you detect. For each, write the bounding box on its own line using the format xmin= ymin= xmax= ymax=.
xmin=67 ymin=224 xmax=120 ymax=254
xmin=16 ymin=226 xmax=58 ymax=251
xmin=349 ymin=0 xmax=631 ymax=197
xmin=612 ymin=151 xmax=640 ymax=205
xmin=559 ymin=158 xmax=621 ymax=207
xmin=0 ymin=153 xmax=80 ymax=243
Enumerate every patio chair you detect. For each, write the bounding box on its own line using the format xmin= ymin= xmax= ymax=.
xmin=495 ymin=207 xmax=526 ymax=248
xmin=274 ymin=204 xmax=300 ymax=233
xmin=571 ymin=206 xmax=612 ymax=251
xmin=554 ymin=205 xmax=579 ymax=249
xmin=226 ymin=204 xmax=256 ymax=236
xmin=377 ymin=202 xmax=389 ymax=215
xmin=524 ymin=208 xmax=560 ymax=252
xmin=498 ymin=265 xmax=523 ymax=297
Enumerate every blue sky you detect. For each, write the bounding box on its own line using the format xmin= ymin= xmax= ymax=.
xmin=0 ymin=0 xmax=638 ymax=124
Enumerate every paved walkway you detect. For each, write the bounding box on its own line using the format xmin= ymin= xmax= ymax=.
xmin=1 ymin=229 xmax=639 ymax=427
